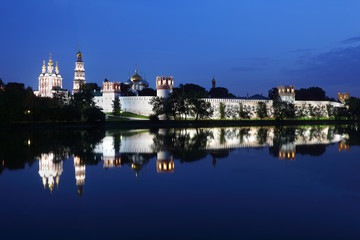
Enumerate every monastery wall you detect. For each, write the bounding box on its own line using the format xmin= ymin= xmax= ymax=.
xmin=120 ymin=96 xmax=153 ymax=115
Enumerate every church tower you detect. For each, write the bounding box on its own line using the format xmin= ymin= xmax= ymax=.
xmin=72 ymin=46 xmax=86 ymax=95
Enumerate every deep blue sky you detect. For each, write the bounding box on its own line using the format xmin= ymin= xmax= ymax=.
xmin=1 ymin=0 xmax=360 ymax=97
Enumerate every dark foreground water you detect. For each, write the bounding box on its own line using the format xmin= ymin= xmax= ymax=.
xmin=0 ymin=126 xmax=360 ymax=240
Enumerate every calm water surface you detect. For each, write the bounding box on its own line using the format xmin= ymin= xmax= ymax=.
xmin=0 ymin=126 xmax=360 ymax=240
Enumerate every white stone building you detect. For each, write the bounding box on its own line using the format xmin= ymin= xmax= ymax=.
xmin=34 ymin=53 xmax=65 ymax=98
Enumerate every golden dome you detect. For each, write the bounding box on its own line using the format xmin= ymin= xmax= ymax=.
xmin=131 ymin=67 xmax=142 ymax=82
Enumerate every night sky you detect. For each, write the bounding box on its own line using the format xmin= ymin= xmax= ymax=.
xmin=1 ymin=0 xmax=360 ymax=97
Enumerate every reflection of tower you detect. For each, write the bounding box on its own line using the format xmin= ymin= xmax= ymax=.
xmin=156 ymin=151 xmax=174 ymax=173
xmin=74 ymin=156 xmax=86 ymax=195
xmin=101 ymin=135 xmax=121 ymax=168
xmin=38 ymin=153 xmax=63 ymax=192
xmin=279 ymin=143 xmax=296 ymax=160
xmin=338 ymin=141 xmax=350 ymax=151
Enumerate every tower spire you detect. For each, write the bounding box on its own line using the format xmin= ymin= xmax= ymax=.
xmin=55 ymin=61 xmax=59 ymax=75
xmin=135 ymin=64 xmax=138 ymax=73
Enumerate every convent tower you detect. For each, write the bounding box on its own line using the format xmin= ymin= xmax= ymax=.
xmin=72 ymin=46 xmax=86 ymax=95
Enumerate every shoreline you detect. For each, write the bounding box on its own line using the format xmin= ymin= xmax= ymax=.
xmin=0 ymin=119 xmax=357 ymax=130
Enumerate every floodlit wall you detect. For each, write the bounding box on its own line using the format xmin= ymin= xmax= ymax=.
xmin=95 ymin=94 xmax=344 ymax=119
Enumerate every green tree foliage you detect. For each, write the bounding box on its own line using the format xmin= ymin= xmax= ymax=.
xmin=208 ymin=87 xmax=235 ymax=98
xmin=256 ymin=102 xmax=268 ymax=119
xmin=295 ymin=87 xmax=334 ymax=101
xmin=346 ymin=97 xmax=360 ymax=120
xmin=120 ymin=83 xmax=136 ymax=96
xmin=326 ymin=104 xmax=334 ymax=118
xmin=150 ymin=84 xmax=213 ymax=120
xmin=268 ymin=87 xmax=279 ymax=100
xmin=219 ymin=103 xmax=225 ymax=119
xmin=295 ymin=104 xmax=307 ymax=119
xmin=273 ymin=99 xmax=295 ymax=120
xmin=0 ymin=81 xmax=103 ymax=123
xmin=238 ymin=103 xmax=250 ymax=119
xmin=137 ymin=88 xmax=156 ymax=96
xmin=189 ymin=98 xmax=213 ymax=120
xmin=112 ymin=97 xmax=121 ymax=116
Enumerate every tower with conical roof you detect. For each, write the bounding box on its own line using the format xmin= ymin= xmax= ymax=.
xmin=72 ymin=45 xmax=86 ymax=95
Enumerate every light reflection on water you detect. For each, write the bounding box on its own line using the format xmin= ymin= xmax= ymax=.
xmin=0 ymin=125 xmax=359 ymax=239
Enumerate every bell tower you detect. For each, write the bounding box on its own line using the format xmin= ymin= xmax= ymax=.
xmin=72 ymin=44 xmax=86 ymax=95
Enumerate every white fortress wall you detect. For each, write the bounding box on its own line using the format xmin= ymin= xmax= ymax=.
xmin=204 ymin=98 xmax=273 ymax=119
xmin=120 ymin=96 xmax=153 ymax=115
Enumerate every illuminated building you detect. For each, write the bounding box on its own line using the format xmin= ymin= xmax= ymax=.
xmin=156 ymin=151 xmax=174 ymax=173
xmin=34 ymin=53 xmax=64 ymax=98
xmin=38 ymin=153 xmax=63 ymax=192
xmin=337 ymin=92 xmax=350 ymax=104
xmin=72 ymin=47 xmax=86 ymax=95
xmin=74 ymin=156 xmax=85 ymax=195
xmin=156 ymin=76 xmax=174 ymax=98
xmin=278 ymin=85 xmax=295 ymax=103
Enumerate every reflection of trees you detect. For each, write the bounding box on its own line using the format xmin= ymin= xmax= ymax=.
xmin=152 ymin=128 xmax=214 ymax=162
xmin=256 ymin=128 xmax=268 ymax=145
xmin=0 ymin=129 xmax=105 ymax=173
xmin=237 ymin=128 xmax=250 ymax=144
xmin=296 ymin=144 xmax=326 ymax=156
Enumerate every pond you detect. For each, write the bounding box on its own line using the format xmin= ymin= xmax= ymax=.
xmin=0 ymin=125 xmax=359 ymax=239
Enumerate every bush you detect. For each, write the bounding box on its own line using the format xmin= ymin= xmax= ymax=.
xmin=149 ymin=114 xmax=159 ymax=121
xmin=84 ymin=107 xmax=105 ymax=123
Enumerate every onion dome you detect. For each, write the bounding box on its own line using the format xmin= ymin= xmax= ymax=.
xmin=131 ymin=65 xmax=142 ymax=82
xmin=125 ymin=78 xmax=133 ymax=85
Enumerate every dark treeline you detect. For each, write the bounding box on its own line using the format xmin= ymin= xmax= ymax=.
xmin=0 ymin=79 xmax=105 ymax=123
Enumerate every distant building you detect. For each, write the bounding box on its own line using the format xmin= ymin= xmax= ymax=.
xmin=72 ymin=48 xmax=86 ymax=95
xmin=34 ymin=53 xmax=64 ymax=98
xmin=211 ymin=76 xmax=216 ymax=89
xmin=337 ymin=92 xmax=350 ymax=103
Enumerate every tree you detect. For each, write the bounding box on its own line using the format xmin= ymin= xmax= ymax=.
xmin=295 ymin=87 xmax=333 ymax=101
xmin=225 ymin=105 xmax=238 ymax=119
xmin=273 ymin=99 xmax=295 ymax=120
xmin=219 ymin=103 xmax=226 ymax=119
xmin=238 ymin=103 xmax=250 ymax=119
xmin=112 ymin=97 xmax=121 ymax=116
xmin=326 ymin=104 xmax=334 ymax=119
xmin=268 ymin=87 xmax=279 ymax=100
xmin=189 ymin=98 xmax=213 ymax=120
xmin=84 ymin=107 xmax=105 ymax=123
xmin=346 ymin=97 xmax=360 ymax=120
xmin=138 ymin=88 xmax=156 ymax=96
xmin=256 ymin=102 xmax=268 ymax=119
xmin=295 ymin=104 xmax=307 ymax=119
xmin=208 ymin=87 xmax=235 ymax=98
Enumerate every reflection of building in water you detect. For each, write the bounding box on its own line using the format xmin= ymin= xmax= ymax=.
xmin=279 ymin=143 xmax=296 ymax=160
xmin=38 ymin=153 xmax=63 ymax=192
xmin=338 ymin=141 xmax=350 ymax=151
xmin=156 ymin=151 xmax=174 ymax=173
xmin=100 ymin=136 xmax=121 ymax=169
xmin=74 ymin=156 xmax=85 ymax=195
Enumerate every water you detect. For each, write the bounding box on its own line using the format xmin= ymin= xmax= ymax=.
xmin=0 ymin=126 xmax=360 ymax=240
